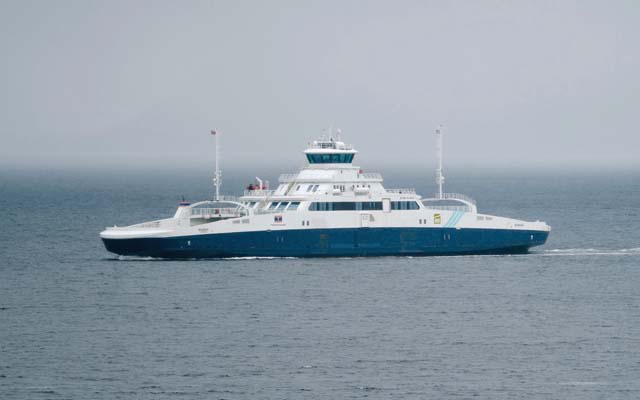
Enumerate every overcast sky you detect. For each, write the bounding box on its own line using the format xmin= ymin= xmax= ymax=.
xmin=1 ymin=1 xmax=638 ymax=170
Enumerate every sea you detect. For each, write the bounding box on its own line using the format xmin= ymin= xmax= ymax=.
xmin=1 ymin=167 xmax=639 ymax=399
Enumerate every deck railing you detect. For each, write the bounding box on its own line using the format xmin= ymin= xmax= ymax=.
xmin=211 ymin=195 xmax=240 ymax=202
xmin=308 ymin=141 xmax=354 ymax=150
xmin=386 ymin=188 xmax=416 ymax=194
xmin=190 ymin=207 xmax=247 ymax=218
xmin=131 ymin=221 xmax=161 ymax=228
xmin=423 ymin=205 xmax=471 ymax=212
xmin=436 ymin=193 xmax=477 ymax=205
xmin=243 ymin=189 xmax=274 ymax=197
xmin=360 ymin=173 xmax=383 ymax=180
xmin=278 ymin=173 xmax=298 ymax=183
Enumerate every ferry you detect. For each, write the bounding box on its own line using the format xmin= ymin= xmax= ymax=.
xmin=100 ymin=128 xmax=550 ymax=258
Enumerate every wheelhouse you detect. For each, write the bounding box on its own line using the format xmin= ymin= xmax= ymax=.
xmin=304 ymin=137 xmax=357 ymax=165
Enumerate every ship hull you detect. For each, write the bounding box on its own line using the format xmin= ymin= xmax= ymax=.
xmin=102 ymin=227 xmax=549 ymax=258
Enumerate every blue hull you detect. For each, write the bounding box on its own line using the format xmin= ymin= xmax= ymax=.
xmin=102 ymin=227 xmax=549 ymax=258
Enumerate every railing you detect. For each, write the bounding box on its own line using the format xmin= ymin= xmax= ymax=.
xmin=131 ymin=221 xmax=161 ymax=228
xmin=435 ymin=193 xmax=477 ymax=206
xmin=253 ymin=208 xmax=282 ymax=215
xmin=211 ymin=195 xmax=240 ymax=202
xmin=278 ymin=173 xmax=298 ymax=183
xmin=191 ymin=207 xmax=247 ymax=218
xmin=386 ymin=188 xmax=416 ymax=194
xmin=243 ymin=189 xmax=274 ymax=197
xmin=423 ymin=205 xmax=471 ymax=212
xmin=308 ymin=141 xmax=354 ymax=150
xmin=360 ymin=173 xmax=383 ymax=180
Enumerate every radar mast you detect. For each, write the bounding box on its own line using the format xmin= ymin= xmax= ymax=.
xmin=435 ymin=126 xmax=445 ymax=199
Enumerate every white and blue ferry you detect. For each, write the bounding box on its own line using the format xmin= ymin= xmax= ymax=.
xmin=101 ymin=128 xmax=550 ymax=258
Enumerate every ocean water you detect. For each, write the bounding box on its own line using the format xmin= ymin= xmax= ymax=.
xmin=1 ymin=167 xmax=639 ymax=399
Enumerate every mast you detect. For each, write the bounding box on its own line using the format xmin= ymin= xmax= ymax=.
xmin=435 ymin=126 xmax=444 ymax=199
xmin=211 ymin=129 xmax=221 ymax=201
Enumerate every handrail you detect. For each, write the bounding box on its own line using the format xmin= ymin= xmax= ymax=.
xmin=307 ymin=141 xmax=354 ymax=150
xmin=131 ymin=221 xmax=161 ymax=228
xmin=434 ymin=192 xmax=477 ymax=205
xmin=278 ymin=173 xmax=298 ymax=183
xmin=211 ymin=195 xmax=240 ymax=202
xmin=360 ymin=173 xmax=383 ymax=180
xmin=423 ymin=205 xmax=471 ymax=212
xmin=386 ymin=188 xmax=416 ymax=194
xmin=191 ymin=207 xmax=247 ymax=217
xmin=243 ymin=189 xmax=274 ymax=197
xmin=190 ymin=197 xmax=241 ymax=207
xmin=254 ymin=208 xmax=283 ymax=215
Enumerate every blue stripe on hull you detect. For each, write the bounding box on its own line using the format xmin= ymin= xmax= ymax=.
xmin=102 ymin=227 xmax=549 ymax=259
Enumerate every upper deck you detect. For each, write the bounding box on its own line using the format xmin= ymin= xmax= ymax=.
xmin=238 ymin=131 xmax=477 ymax=214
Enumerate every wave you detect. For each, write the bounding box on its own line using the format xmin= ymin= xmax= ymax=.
xmin=108 ymin=248 xmax=640 ymax=261
xmin=537 ymin=247 xmax=640 ymax=256
xmin=110 ymin=255 xmax=300 ymax=261
xmin=558 ymin=381 xmax=607 ymax=386
xmin=225 ymin=256 xmax=299 ymax=260
xmin=115 ymin=255 xmax=165 ymax=261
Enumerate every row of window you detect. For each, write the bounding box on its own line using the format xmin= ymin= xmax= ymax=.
xmin=391 ymin=201 xmax=420 ymax=210
xmin=293 ymin=184 xmax=320 ymax=193
xmin=267 ymin=201 xmax=300 ymax=211
xmin=308 ymin=201 xmax=421 ymax=211
xmin=309 ymin=201 xmax=384 ymax=211
xmin=306 ymin=153 xmax=355 ymax=164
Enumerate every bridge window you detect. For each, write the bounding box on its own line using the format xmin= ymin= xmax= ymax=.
xmin=277 ymin=202 xmax=288 ymax=210
xmin=287 ymin=202 xmax=300 ymax=211
xmin=306 ymin=153 xmax=355 ymax=164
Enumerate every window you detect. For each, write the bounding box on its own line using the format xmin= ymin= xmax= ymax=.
xmin=309 ymin=201 xmax=382 ymax=211
xmin=277 ymin=202 xmax=289 ymax=210
xmin=333 ymin=202 xmax=356 ymax=211
xmin=287 ymin=202 xmax=300 ymax=211
xmin=306 ymin=185 xmax=313 ymax=192
xmin=268 ymin=202 xmax=279 ymax=210
xmin=306 ymin=153 xmax=356 ymax=164
xmin=360 ymin=201 xmax=383 ymax=211
xmin=391 ymin=201 xmax=420 ymax=210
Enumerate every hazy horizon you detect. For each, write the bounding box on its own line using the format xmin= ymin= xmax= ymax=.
xmin=2 ymin=1 xmax=639 ymax=169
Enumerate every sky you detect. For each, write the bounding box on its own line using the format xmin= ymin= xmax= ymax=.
xmin=1 ymin=0 xmax=639 ymax=170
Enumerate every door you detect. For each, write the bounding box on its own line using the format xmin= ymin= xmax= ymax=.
xmin=382 ymin=198 xmax=391 ymax=213
xmin=360 ymin=213 xmax=371 ymax=228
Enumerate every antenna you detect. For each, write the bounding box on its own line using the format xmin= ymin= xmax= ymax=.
xmin=211 ymin=129 xmax=221 ymax=201
xmin=435 ymin=126 xmax=445 ymax=199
